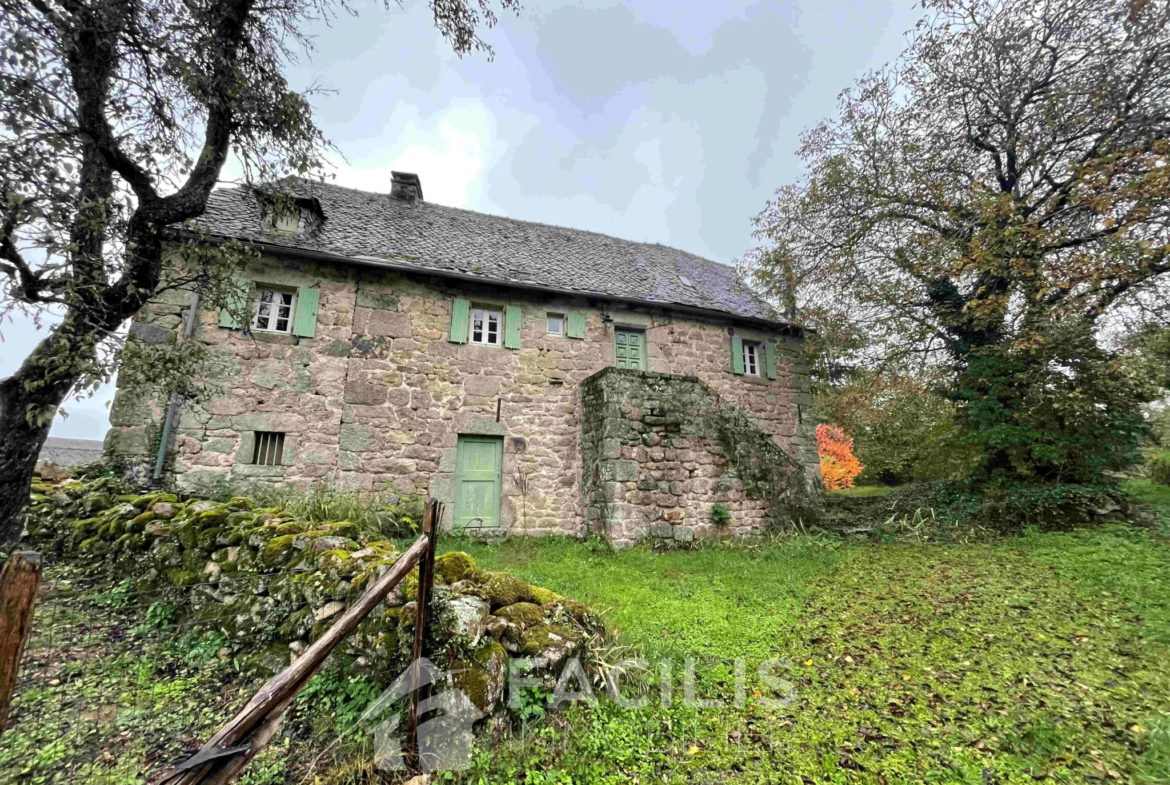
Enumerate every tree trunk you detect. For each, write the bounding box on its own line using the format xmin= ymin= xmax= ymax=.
xmin=0 ymin=320 xmax=99 ymax=548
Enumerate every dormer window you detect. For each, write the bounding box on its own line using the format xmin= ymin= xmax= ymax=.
xmin=269 ymin=210 xmax=301 ymax=235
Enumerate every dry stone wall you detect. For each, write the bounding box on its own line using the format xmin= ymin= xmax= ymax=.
xmin=580 ymin=368 xmax=819 ymax=547
xmin=106 ymin=252 xmax=819 ymax=540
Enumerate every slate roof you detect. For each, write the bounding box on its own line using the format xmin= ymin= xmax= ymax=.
xmin=193 ymin=177 xmax=787 ymax=326
xmin=39 ymin=437 xmax=105 ymax=467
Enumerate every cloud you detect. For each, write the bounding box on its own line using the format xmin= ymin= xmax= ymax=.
xmin=327 ymin=101 xmax=493 ymax=208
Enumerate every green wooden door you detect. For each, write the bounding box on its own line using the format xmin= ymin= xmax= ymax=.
xmin=614 ymin=329 xmax=645 ymax=370
xmin=454 ymin=435 xmax=503 ymax=529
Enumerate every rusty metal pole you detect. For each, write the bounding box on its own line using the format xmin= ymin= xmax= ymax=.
xmin=405 ymin=500 xmax=440 ymax=773
xmin=0 ymin=552 xmax=42 ymax=734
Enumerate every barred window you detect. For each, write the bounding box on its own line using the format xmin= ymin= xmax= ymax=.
xmin=252 ymin=432 xmax=285 ymax=466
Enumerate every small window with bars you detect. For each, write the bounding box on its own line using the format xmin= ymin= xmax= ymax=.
xmin=742 ymin=341 xmax=761 ymax=377
xmin=253 ymin=289 xmax=296 ymax=333
xmin=251 ymin=432 xmax=286 ymax=466
xmin=470 ymin=307 xmax=502 ymax=345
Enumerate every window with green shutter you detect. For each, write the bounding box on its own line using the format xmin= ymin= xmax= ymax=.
xmin=449 ymin=297 xmax=470 ymax=344
xmin=504 ymin=305 xmax=522 ymax=349
xmin=566 ymin=312 xmax=586 ymax=339
xmin=217 ymin=275 xmax=252 ymax=329
xmin=730 ymin=335 xmax=745 ymax=375
xmin=292 ymin=287 xmax=319 ymax=338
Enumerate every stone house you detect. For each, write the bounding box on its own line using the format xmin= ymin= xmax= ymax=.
xmin=107 ymin=173 xmax=819 ymax=545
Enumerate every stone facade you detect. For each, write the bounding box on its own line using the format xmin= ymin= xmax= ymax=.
xmin=107 ymin=251 xmax=819 ymax=541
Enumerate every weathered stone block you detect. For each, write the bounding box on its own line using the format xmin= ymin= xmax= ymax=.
xmin=344 ymin=380 xmax=388 ymax=405
xmin=339 ymin=423 xmax=372 ymax=452
xmin=606 ymin=460 xmax=639 ymax=483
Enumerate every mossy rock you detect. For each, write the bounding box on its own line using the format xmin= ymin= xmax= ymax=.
xmin=546 ymin=599 xmax=597 ymax=629
xmin=165 ymin=569 xmax=201 ymax=588
xmin=131 ymin=494 xmax=159 ymax=510
xmin=130 ymin=511 xmax=156 ymax=528
xmin=227 ymin=497 xmax=255 ymax=510
xmin=528 ymin=585 xmax=563 ymax=606
xmin=82 ymin=493 xmax=114 ymax=514
xmin=473 ymin=571 xmax=534 ymax=608
xmin=520 ymin=624 xmax=581 ymax=657
xmin=259 ymin=535 xmax=300 ymax=567
xmin=494 ymin=602 xmax=544 ymax=629
xmin=434 ymin=551 xmax=477 ymax=584
xmin=197 ymin=509 xmax=229 ymax=527
xmin=451 ymin=640 xmax=507 ymax=712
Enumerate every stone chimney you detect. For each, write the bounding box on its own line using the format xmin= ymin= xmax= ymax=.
xmin=390 ymin=171 xmax=423 ymax=202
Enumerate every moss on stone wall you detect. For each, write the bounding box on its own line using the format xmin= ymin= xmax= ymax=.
xmin=581 ymin=367 xmax=820 ymax=544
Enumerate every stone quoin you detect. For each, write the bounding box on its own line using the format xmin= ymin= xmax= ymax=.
xmin=105 ymin=173 xmax=821 ymax=544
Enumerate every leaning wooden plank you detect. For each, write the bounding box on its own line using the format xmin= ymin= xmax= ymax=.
xmin=154 ymin=533 xmax=431 ymax=785
xmin=0 ymin=552 xmax=42 ymax=734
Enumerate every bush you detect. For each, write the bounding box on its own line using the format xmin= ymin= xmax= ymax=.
xmin=823 ymin=480 xmax=1132 ymax=539
xmin=817 ymin=425 xmax=863 ymax=491
xmin=710 ymin=503 xmax=731 ymax=527
xmin=1149 ymin=452 xmax=1170 ymax=487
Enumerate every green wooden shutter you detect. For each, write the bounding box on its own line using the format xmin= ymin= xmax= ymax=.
xmin=217 ymin=275 xmax=251 ymax=329
xmin=292 ymin=287 xmax=320 ymax=337
xmin=504 ymin=305 xmax=522 ymax=349
xmin=730 ymin=335 xmax=745 ymax=375
xmin=566 ymin=312 xmax=586 ymax=339
xmin=449 ymin=297 xmax=470 ymax=343
xmin=764 ymin=341 xmax=778 ymax=380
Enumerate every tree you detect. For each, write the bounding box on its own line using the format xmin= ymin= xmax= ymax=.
xmin=743 ymin=0 xmax=1170 ymax=486
xmin=816 ymin=424 xmax=864 ymax=491
xmin=0 ymin=0 xmax=519 ymax=548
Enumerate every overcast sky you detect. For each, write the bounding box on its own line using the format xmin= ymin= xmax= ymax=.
xmin=2 ymin=0 xmax=919 ymax=441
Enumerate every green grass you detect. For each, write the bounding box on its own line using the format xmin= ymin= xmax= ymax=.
xmin=452 ymin=532 xmax=1170 ymax=785
xmin=1125 ymin=477 xmax=1170 ymax=527
xmin=826 ymin=485 xmax=898 ymax=498
xmin=7 ymin=526 xmax=1169 ymax=785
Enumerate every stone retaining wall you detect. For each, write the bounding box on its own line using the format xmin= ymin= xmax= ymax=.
xmin=581 ymin=367 xmax=820 ymax=547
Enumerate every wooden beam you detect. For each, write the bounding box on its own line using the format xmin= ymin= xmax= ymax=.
xmin=0 ymin=551 xmax=42 ymax=735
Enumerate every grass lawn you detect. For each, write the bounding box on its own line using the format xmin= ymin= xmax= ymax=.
xmin=4 ymin=518 xmax=1169 ymax=784
xmin=445 ymin=527 xmax=1170 ymax=785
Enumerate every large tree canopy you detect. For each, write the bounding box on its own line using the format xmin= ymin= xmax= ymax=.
xmin=744 ymin=0 xmax=1170 ymax=485
xmin=0 ymin=0 xmax=519 ymax=547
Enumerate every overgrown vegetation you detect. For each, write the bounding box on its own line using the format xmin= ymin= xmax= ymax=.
xmin=742 ymin=0 xmax=1170 ymax=494
xmin=7 ymin=490 xmax=1169 ymax=783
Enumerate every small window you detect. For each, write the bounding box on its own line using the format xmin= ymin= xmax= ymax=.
xmin=253 ymin=289 xmax=297 ymax=334
xmin=252 ymin=432 xmax=285 ymax=466
xmin=743 ymin=341 xmax=760 ymax=377
xmin=271 ymin=211 xmax=301 ymax=234
xmin=470 ymin=307 xmax=502 ymax=346
xmin=547 ymin=312 xmax=565 ymax=336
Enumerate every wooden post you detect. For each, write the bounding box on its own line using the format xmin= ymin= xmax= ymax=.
xmin=0 ymin=551 xmax=42 ymax=734
xmin=405 ymin=500 xmax=440 ymax=773
xmin=154 ymin=534 xmax=431 ymax=785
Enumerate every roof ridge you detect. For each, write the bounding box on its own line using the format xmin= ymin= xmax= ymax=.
xmin=271 ymin=176 xmax=734 ymax=271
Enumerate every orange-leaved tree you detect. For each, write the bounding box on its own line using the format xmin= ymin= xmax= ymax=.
xmin=817 ymin=424 xmax=863 ymax=491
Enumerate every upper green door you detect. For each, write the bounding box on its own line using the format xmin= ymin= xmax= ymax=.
xmin=614 ymin=329 xmax=645 ymax=370
xmin=454 ymin=435 xmax=503 ymax=529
